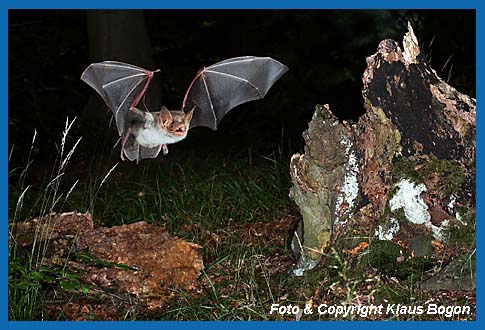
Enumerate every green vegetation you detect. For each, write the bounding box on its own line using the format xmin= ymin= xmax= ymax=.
xmin=8 ymin=122 xmax=295 ymax=320
xmin=366 ymin=240 xmax=434 ymax=281
xmin=8 ymin=124 xmax=475 ymax=320
xmin=447 ymin=208 xmax=476 ymax=248
xmin=392 ymin=155 xmax=465 ymax=195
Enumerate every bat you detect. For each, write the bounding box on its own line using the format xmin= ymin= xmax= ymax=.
xmin=81 ymin=56 xmax=288 ymax=162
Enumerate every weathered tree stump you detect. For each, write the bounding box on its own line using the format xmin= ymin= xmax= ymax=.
xmin=290 ymin=23 xmax=475 ymax=279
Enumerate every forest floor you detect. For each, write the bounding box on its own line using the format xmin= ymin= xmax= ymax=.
xmin=8 ymin=134 xmax=475 ymax=321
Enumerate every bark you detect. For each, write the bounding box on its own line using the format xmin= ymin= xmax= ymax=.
xmin=289 ymin=23 xmax=476 ymax=277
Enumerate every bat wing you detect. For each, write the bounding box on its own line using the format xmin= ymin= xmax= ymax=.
xmin=81 ymin=61 xmax=156 ymax=136
xmin=182 ymin=56 xmax=288 ymax=130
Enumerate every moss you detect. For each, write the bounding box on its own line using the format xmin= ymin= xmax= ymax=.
xmin=392 ymin=155 xmax=465 ymax=196
xmin=422 ymin=156 xmax=465 ymax=195
xmin=283 ymin=264 xmax=330 ymax=300
xmin=367 ymin=240 xmax=406 ymax=275
xmin=405 ymin=256 xmax=436 ymax=286
xmin=314 ymin=104 xmax=328 ymax=120
xmin=327 ymin=248 xmax=366 ymax=281
xmin=446 ymin=210 xmax=476 ymax=249
xmin=366 ymin=240 xmax=436 ymax=281
xmin=392 ymin=158 xmax=421 ymax=184
xmin=382 ymin=207 xmax=406 ymax=225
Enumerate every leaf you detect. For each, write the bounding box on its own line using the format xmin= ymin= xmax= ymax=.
xmin=343 ymin=241 xmax=369 ymax=255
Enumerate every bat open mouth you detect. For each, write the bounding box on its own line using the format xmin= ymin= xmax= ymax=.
xmin=172 ymin=127 xmax=186 ymax=136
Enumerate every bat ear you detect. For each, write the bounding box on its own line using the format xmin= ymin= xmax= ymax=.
xmin=184 ymin=106 xmax=195 ymax=125
xmin=159 ymin=106 xmax=173 ymax=126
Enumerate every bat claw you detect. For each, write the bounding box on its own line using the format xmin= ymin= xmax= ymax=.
xmin=162 ymin=144 xmax=169 ymax=155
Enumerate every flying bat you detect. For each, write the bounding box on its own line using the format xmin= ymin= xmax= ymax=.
xmin=80 ymin=56 xmax=288 ymax=162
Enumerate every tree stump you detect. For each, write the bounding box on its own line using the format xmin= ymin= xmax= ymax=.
xmin=289 ymin=23 xmax=475 ymax=278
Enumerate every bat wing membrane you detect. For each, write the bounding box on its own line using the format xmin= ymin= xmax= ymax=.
xmin=81 ymin=61 xmax=150 ymax=135
xmin=184 ymin=56 xmax=288 ymax=130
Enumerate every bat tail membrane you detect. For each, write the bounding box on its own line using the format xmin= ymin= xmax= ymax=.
xmin=139 ymin=145 xmax=162 ymax=160
xmin=186 ymin=56 xmax=288 ymax=130
xmin=121 ymin=130 xmax=162 ymax=162
xmin=122 ymin=132 xmax=140 ymax=162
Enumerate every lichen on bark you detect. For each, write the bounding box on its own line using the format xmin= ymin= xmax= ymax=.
xmin=289 ymin=23 xmax=475 ymax=278
xmin=289 ymin=105 xmax=359 ymax=273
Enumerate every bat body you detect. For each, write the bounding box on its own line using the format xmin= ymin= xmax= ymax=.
xmin=122 ymin=107 xmax=192 ymax=159
xmin=132 ymin=111 xmax=186 ymax=148
xmin=81 ymin=56 xmax=288 ymax=162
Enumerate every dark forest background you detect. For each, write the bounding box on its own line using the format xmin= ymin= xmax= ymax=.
xmin=8 ymin=10 xmax=475 ymax=171
xmin=7 ymin=10 xmax=477 ymax=320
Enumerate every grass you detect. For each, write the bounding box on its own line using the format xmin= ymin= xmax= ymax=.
xmin=8 ymin=119 xmax=295 ymax=320
xmin=8 ymin=119 xmax=476 ymax=321
xmin=8 ymin=118 xmax=84 ymax=320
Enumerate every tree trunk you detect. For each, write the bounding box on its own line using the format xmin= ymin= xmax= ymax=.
xmin=289 ymin=23 xmax=476 ymax=279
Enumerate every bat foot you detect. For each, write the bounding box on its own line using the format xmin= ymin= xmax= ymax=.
xmin=162 ymin=144 xmax=169 ymax=155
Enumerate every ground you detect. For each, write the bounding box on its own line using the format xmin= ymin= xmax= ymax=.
xmin=8 ymin=138 xmax=475 ymax=320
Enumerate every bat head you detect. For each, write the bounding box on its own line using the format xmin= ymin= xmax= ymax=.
xmin=159 ymin=106 xmax=194 ymax=137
